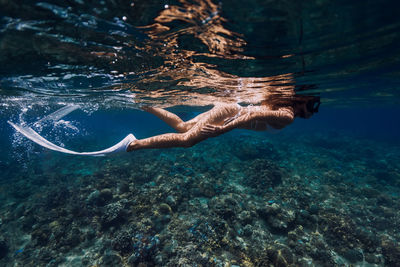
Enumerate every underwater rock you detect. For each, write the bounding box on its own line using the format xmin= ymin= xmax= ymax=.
xmin=209 ymin=194 xmax=241 ymax=220
xmin=364 ymin=252 xmax=383 ymax=264
xmin=112 ymin=231 xmax=133 ymax=255
xmin=197 ymin=179 xmax=219 ymax=198
xmin=165 ymin=195 xmax=177 ymax=209
xmin=100 ymin=250 xmax=122 ymax=266
xmin=309 ymin=248 xmax=334 ymax=265
xmin=36 ymin=247 xmax=55 ymax=263
xmin=86 ymin=190 xmax=100 ymax=204
xmin=359 ymin=187 xmax=381 ymax=199
xmin=295 ymin=209 xmax=317 ymax=230
xmin=62 ymin=227 xmax=82 ymax=249
xmin=152 ymin=204 xmax=172 ymax=231
xmin=86 ymin=228 xmax=96 ymax=241
xmin=242 ymin=224 xmax=253 ymax=237
xmin=69 ymin=201 xmax=87 ymax=218
xmin=374 ymin=170 xmax=398 ymax=186
xmin=287 ymin=225 xmax=305 ymax=242
xmin=341 ymin=248 xmax=363 ymax=263
xmin=319 ymin=213 xmax=361 ymax=250
xmin=376 ymin=194 xmax=394 ymax=207
xmin=266 ymin=245 xmax=295 ymax=266
xmin=259 ymin=203 xmax=296 ymax=233
xmin=48 ymin=220 xmax=65 ymax=244
xmin=0 ymin=236 xmax=8 ymax=259
xmin=186 ymin=217 xmax=230 ymax=249
xmin=381 ymin=237 xmax=400 ymax=266
xmin=99 ymin=189 xmax=114 ymax=202
xmin=119 ymin=182 xmax=130 ymax=194
xmin=230 ymin=138 xmax=279 ymax=161
xmin=31 ymin=226 xmax=51 ymax=246
xmin=46 ymin=188 xmax=71 ymax=209
xmin=21 ymin=214 xmax=36 ymax=231
xmin=86 ymin=188 xmax=114 ymax=207
xmin=237 ymin=210 xmax=253 ymax=225
xmin=243 ymin=159 xmax=283 ymax=192
xmin=152 ymin=214 xmax=171 ymax=232
xmin=308 ymin=204 xmax=319 ymax=215
xmin=353 ymin=228 xmax=379 ymax=253
xmin=161 ymin=242 xmax=210 ymax=266
xmin=158 ymin=203 xmax=172 ymax=215
xmin=128 ymin=234 xmax=160 ymax=265
xmin=101 ymin=202 xmax=125 ymax=228
xmin=3 ymin=128 xmax=400 ymax=266
xmin=127 ymin=253 xmax=139 ymax=265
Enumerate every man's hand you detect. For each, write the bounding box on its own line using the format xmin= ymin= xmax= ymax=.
xmin=141 ymin=105 xmax=152 ymax=112
xmin=200 ymin=124 xmax=222 ymax=137
xmin=223 ymin=116 xmax=236 ymax=125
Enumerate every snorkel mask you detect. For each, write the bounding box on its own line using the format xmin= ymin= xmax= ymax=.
xmin=306 ymin=96 xmax=320 ymax=113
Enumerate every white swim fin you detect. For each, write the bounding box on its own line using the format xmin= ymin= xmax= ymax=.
xmin=8 ymin=121 xmax=136 ymax=156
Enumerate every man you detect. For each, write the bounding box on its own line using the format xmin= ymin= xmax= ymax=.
xmin=126 ymin=95 xmax=320 ymax=151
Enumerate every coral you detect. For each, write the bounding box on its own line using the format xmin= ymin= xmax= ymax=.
xmin=209 ymin=194 xmax=242 ymax=221
xmin=381 ymin=237 xmax=400 ymax=266
xmin=31 ymin=227 xmax=51 ymax=246
xmin=259 ymin=203 xmax=296 ymax=233
xmin=100 ymin=250 xmax=122 ymax=266
xmin=266 ymin=244 xmax=295 ymax=266
xmin=128 ymin=234 xmax=160 ymax=265
xmin=112 ymin=231 xmax=133 ymax=255
xmin=158 ymin=203 xmax=172 ymax=215
xmin=1 ymin=132 xmax=399 ymax=266
xmin=87 ymin=188 xmax=114 ymax=206
xmin=243 ymin=159 xmax=284 ymax=192
xmin=101 ymin=202 xmax=125 ymax=228
xmin=0 ymin=236 xmax=8 ymax=259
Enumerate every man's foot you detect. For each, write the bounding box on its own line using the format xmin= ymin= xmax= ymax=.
xmin=126 ymin=140 xmax=139 ymax=152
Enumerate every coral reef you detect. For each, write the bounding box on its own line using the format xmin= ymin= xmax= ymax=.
xmin=0 ymin=132 xmax=399 ymax=266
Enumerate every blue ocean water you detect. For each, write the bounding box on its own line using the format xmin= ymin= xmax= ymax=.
xmin=1 ymin=0 xmax=400 ymax=266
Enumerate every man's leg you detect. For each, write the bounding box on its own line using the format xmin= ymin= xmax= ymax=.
xmin=127 ymin=130 xmax=205 ymax=151
xmin=143 ymin=107 xmax=190 ymax=133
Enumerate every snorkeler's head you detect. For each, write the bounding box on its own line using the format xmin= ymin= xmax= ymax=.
xmin=293 ymin=95 xmax=320 ymax=118
xmin=261 ymin=93 xmax=320 ymax=118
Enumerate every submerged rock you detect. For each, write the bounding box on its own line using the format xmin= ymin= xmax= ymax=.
xmin=381 ymin=237 xmax=400 ymax=266
xmin=165 ymin=195 xmax=177 ymax=208
xmin=209 ymin=194 xmax=242 ymax=220
xmin=158 ymin=203 xmax=172 ymax=215
xmin=259 ymin=203 xmax=296 ymax=233
xmin=230 ymin=138 xmax=279 ymax=161
xmin=31 ymin=227 xmax=51 ymax=246
xmin=101 ymin=202 xmax=125 ymax=228
xmin=266 ymin=245 xmax=295 ymax=266
xmin=0 ymin=236 xmax=8 ymax=259
xmin=100 ymin=250 xmax=122 ymax=266
xmin=87 ymin=189 xmax=114 ymax=206
xmin=243 ymin=159 xmax=283 ymax=192
xmin=2 ymin=129 xmax=400 ymax=266
xmin=112 ymin=231 xmax=133 ymax=254
xmin=342 ymin=248 xmax=363 ymax=263
xmin=128 ymin=234 xmax=160 ymax=265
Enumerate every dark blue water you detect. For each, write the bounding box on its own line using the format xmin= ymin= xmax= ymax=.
xmin=1 ymin=0 xmax=400 ymax=266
